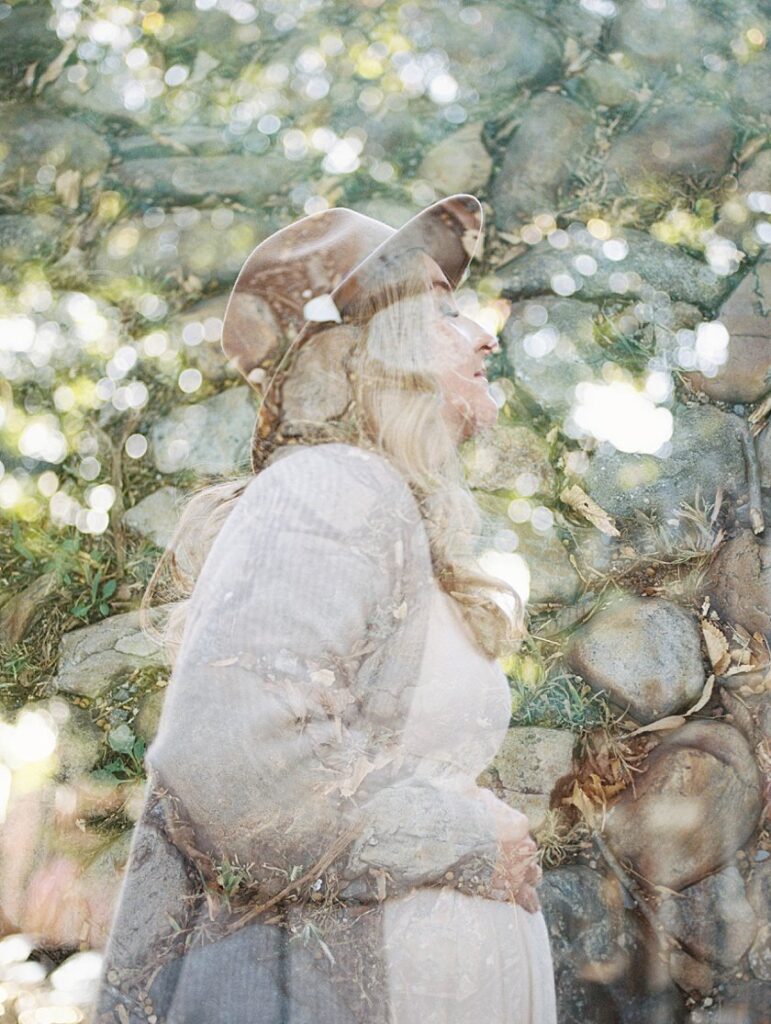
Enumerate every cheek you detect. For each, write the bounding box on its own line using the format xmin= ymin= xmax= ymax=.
xmin=432 ymin=325 xmax=467 ymax=380
xmin=443 ymin=378 xmax=498 ymax=438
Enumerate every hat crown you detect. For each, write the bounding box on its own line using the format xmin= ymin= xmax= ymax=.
xmin=221 ymin=194 xmax=483 ymax=385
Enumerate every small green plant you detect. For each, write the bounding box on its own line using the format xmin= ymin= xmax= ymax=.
xmin=91 ymin=723 xmax=146 ymax=782
xmin=214 ymin=857 xmax=257 ymax=902
xmin=509 ymin=669 xmax=615 ymax=734
xmin=70 ymin=563 xmax=118 ymax=620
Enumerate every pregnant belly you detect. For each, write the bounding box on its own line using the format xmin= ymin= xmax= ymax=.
xmin=382 ymin=886 xmax=554 ymax=1023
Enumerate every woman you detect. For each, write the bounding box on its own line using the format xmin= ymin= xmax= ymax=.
xmin=93 ymin=194 xmax=558 ymax=1023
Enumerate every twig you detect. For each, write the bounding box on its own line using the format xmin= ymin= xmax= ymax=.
xmin=591 ymin=830 xmax=684 ymax=953
xmin=733 ymin=416 xmax=764 ymax=534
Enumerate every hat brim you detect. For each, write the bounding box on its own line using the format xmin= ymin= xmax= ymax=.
xmin=256 ymin=192 xmax=484 ymax=392
xmin=330 ymin=192 xmax=484 ymax=314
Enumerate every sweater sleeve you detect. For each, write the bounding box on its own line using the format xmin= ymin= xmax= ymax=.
xmin=145 ymin=443 xmax=535 ymax=907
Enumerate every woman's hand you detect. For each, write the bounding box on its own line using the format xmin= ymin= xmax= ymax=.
xmin=473 ymin=788 xmax=543 ymax=914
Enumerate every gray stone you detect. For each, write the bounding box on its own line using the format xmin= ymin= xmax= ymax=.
xmin=538 ymin=865 xmax=636 ymax=1023
xmin=658 ymin=864 xmax=758 ymax=968
xmin=579 ymin=60 xmax=643 ymax=108
xmin=46 ymin=63 xmax=154 ymax=126
xmin=55 ymin=610 xmax=168 ymax=699
xmin=565 ymin=594 xmax=705 ymax=724
xmin=492 ymin=727 xmax=575 ymax=830
xmin=107 ymin=153 xmax=290 ymax=206
xmin=24 ymin=697 xmax=103 ymax=780
xmin=78 ymin=831 xmax=135 ymax=948
xmin=747 ymin=860 xmax=771 ymax=981
xmin=92 ymin=207 xmax=273 ymax=287
xmin=409 ymin=4 xmax=562 ymax=100
xmin=551 ymin=0 xmax=604 ymax=48
xmin=418 ymin=122 xmax=492 ymax=197
xmin=462 ymin=422 xmax=556 ymax=494
xmin=0 ymin=4 xmax=61 ymax=87
xmin=685 ymin=979 xmax=771 ymax=1023
xmin=162 ymin=5 xmax=261 ymax=67
xmin=516 ymin=522 xmax=583 ymax=607
xmin=498 ymin=227 xmax=729 ymax=309
xmin=568 ymin=525 xmax=622 ymax=579
xmin=167 ymin=293 xmax=237 ymax=383
xmin=93 ymin=816 xmax=194 ymax=965
xmin=704 ymin=530 xmax=771 ymax=639
xmin=113 ymin=126 xmax=240 ymax=160
xmin=682 ymin=258 xmax=771 ymax=404
xmin=608 ymin=0 xmax=724 ymax=71
xmin=150 ymin=386 xmax=256 ymax=475
xmin=0 ymin=105 xmax=111 ymax=194
xmin=668 ymin=946 xmax=717 ymax=995
xmin=606 ymin=105 xmax=736 ymax=187
xmin=350 ymin=197 xmax=416 ymax=228
xmin=729 ymin=49 xmax=771 ymax=124
xmin=491 ymin=93 xmax=595 ymax=229
xmin=123 ymin=487 xmax=184 ymax=549
xmin=501 ymin=295 xmax=604 ymax=416
xmin=134 ymin=687 xmax=167 ymax=745
xmin=581 ymin=403 xmax=747 ymax=523
xmin=0 ymin=214 xmax=61 ymax=275
xmin=603 ymin=720 xmax=764 ymax=891
xmin=749 ymin=923 xmax=771 ymax=982
xmin=715 ymin=147 xmax=771 ymax=257
xmin=720 ymin=688 xmax=771 ymax=745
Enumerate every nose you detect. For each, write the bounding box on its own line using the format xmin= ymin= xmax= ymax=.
xmin=475 ymin=324 xmax=500 ymax=355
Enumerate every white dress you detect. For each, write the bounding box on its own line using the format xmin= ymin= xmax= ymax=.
xmin=382 ymin=581 xmax=559 ymax=1024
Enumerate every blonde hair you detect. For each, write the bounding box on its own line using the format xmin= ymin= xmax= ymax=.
xmin=144 ymin=247 xmax=527 ymax=662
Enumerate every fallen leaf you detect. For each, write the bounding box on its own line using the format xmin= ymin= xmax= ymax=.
xmin=701 ymin=620 xmax=730 ymax=673
xmin=0 ymin=571 xmax=58 ymax=646
xmin=56 ymin=169 xmax=81 ymax=209
xmin=624 ymin=715 xmax=687 ymax=738
xmin=310 ymin=668 xmax=336 ymax=686
xmin=684 ymin=674 xmax=714 ymax=717
xmin=560 ymin=484 xmax=621 ymax=537
xmin=461 ymin=226 xmax=483 ymax=261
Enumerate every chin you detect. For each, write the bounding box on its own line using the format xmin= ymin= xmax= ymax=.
xmin=464 ymin=406 xmax=498 ymax=440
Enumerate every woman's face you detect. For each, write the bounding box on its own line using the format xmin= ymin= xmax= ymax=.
xmin=424 ymin=255 xmax=500 ymax=443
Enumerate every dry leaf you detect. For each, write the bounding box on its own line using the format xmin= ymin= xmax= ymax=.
xmin=56 ymin=169 xmax=81 ymax=209
xmin=209 ymin=656 xmax=239 ymax=667
xmin=560 ymin=484 xmax=621 ymax=537
xmin=337 ymin=756 xmax=377 ymax=799
xmin=684 ymin=674 xmax=714 ymax=717
xmin=34 ymin=38 xmax=77 ymax=93
xmin=461 ymin=226 xmax=483 ymax=260
xmin=723 ymin=662 xmax=768 ymax=677
xmin=624 ymin=674 xmax=716 ymax=738
xmin=625 ymin=715 xmax=687 ymax=738
xmin=702 ymin=620 xmax=730 ymax=673
xmin=564 ymin=779 xmax=600 ymax=828
xmin=310 ymin=668 xmax=336 ymax=686
xmin=283 ymin=680 xmax=308 ymax=721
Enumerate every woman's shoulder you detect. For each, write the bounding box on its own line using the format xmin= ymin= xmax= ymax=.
xmin=244 ymin=442 xmax=418 ymax=513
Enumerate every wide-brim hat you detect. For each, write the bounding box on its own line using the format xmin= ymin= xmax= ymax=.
xmin=220 ymin=194 xmax=485 ymax=414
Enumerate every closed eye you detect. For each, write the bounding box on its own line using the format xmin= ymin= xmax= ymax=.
xmin=442 ymin=305 xmax=460 ymax=318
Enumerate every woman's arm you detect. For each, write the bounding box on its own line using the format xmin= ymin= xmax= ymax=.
xmin=146 ymin=443 xmax=539 ymax=908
